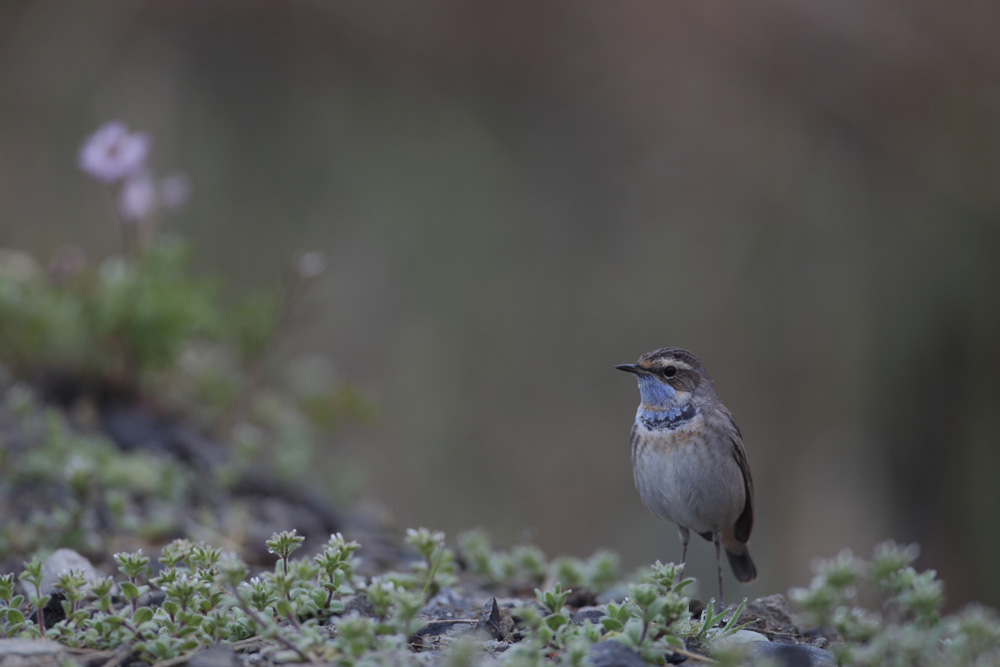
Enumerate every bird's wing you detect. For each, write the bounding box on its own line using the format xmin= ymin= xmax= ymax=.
xmin=726 ymin=409 xmax=754 ymax=544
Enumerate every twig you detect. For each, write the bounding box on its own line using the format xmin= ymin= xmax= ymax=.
xmin=147 ymin=652 xmax=196 ymax=667
xmin=229 ymin=586 xmax=308 ymax=662
xmin=229 ymin=637 xmax=267 ymax=652
xmin=668 ymin=645 xmax=717 ymax=663
xmin=98 ymin=642 xmax=135 ymax=667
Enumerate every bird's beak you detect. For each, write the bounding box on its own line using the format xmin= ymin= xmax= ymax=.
xmin=615 ymin=364 xmax=643 ymax=374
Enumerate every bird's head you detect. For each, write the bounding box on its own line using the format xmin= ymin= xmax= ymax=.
xmin=616 ymin=347 xmax=716 ymax=410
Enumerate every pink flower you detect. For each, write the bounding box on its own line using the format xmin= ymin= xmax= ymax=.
xmin=118 ymin=172 xmax=157 ymax=221
xmin=77 ymin=121 xmax=151 ymax=183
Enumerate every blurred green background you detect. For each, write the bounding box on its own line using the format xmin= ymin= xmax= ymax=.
xmin=2 ymin=1 xmax=999 ymax=608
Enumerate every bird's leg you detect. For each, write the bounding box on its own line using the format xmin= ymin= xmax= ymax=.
xmin=678 ymin=527 xmax=690 ymax=571
xmin=712 ymin=532 xmax=724 ymax=604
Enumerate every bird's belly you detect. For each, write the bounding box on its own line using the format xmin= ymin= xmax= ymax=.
xmin=632 ymin=423 xmax=744 ymax=535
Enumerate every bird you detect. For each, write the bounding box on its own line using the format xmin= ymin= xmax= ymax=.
xmin=616 ymin=347 xmax=756 ymax=602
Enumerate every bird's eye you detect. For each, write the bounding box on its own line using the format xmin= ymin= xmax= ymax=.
xmin=663 ymin=366 xmax=677 ymax=377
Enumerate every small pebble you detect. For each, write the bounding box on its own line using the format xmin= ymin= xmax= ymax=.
xmin=750 ymin=641 xmax=837 ymax=667
xmin=35 ymin=549 xmax=98 ymax=596
xmin=711 ymin=628 xmax=770 ymax=648
xmin=571 ymin=606 xmax=606 ymax=625
xmin=186 ymin=645 xmax=240 ymax=667
xmin=588 ymin=640 xmax=647 ymax=667
xmin=0 ymin=638 xmax=68 ymax=667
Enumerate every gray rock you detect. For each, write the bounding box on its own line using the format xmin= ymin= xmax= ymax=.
xmin=597 ymin=585 xmax=631 ymax=605
xmin=588 ymin=640 xmax=647 ymax=667
xmin=22 ymin=549 xmax=99 ymax=597
xmin=711 ymin=629 xmax=770 ymax=648
xmin=746 ymin=594 xmax=796 ymax=630
xmin=483 ymin=640 xmax=511 ymax=654
xmin=750 ymin=641 xmax=837 ymax=667
xmin=186 ymin=645 xmax=241 ymax=667
xmin=571 ymin=606 xmax=606 ymax=625
xmin=476 ymin=597 xmax=504 ymax=640
xmin=343 ymin=592 xmax=376 ymax=618
xmin=0 ymin=639 xmax=71 ymax=667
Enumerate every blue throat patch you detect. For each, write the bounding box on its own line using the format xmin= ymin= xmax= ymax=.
xmin=639 ymin=404 xmax=698 ymax=430
xmin=633 ymin=374 xmax=696 ymax=429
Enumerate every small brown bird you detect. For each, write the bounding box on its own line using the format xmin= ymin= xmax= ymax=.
xmin=617 ymin=347 xmax=756 ymax=601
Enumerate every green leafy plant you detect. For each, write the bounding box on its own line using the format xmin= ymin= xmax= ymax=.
xmin=601 ymin=562 xmax=694 ymax=664
xmin=0 ymin=531 xmax=997 ymax=665
xmin=512 ymin=583 xmax=580 ymax=657
xmin=0 ymin=388 xmax=198 ymax=557
xmin=692 ymin=597 xmax=748 ymax=642
xmin=0 ymin=127 xmax=373 ymax=566
xmin=790 ymin=541 xmax=1000 ymax=665
xmin=458 ymin=529 xmax=622 ymax=595
xmin=404 ymin=527 xmax=458 ymax=600
xmin=17 ymin=556 xmax=50 ymax=635
xmin=0 ymin=573 xmax=27 ymax=637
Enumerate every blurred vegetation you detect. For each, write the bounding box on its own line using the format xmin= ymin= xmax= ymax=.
xmin=0 ymin=125 xmax=372 ymax=562
xmin=0 ymin=384 xmax=195 ymax=558
xmin=0 ymin=57 xmax=996 ymax=662
xmin=0 ymin=239 xmax=220 ymax=391
xmin=0 ymin=228 xmax=371 ymax=562
xmin=0 ymin=236 xmax=371 ymax=476
xmin=0 ymin=237 xmax=370 ymax=428
xmin=2 ymin=0 xmax=1000 ymax=610
xmin=790 ymin=542 xmax=1000 ymax=666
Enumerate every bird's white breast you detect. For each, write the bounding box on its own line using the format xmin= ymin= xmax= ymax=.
xmin=631 ymin=413 xmax=745 ymax=535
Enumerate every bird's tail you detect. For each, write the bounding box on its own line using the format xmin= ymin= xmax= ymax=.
xmin=723 ymin=542 xmax=757 ymax=583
